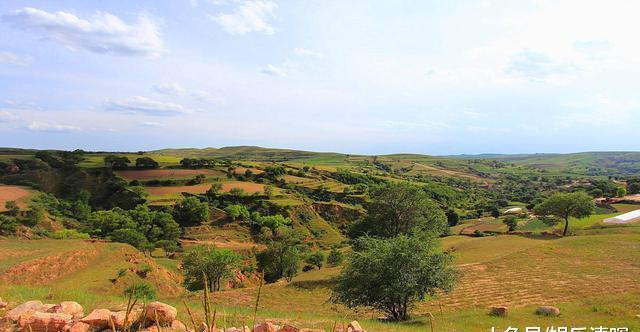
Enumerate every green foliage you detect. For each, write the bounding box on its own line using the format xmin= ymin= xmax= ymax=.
xmin=305 ymin=250 xmax=326 ymax=270
xmin=446 ymin=209 xmax=459 ymax=227
xmin=229 ymin=187 xmax=245 ymax=196
xmin=224 ymin=204 xmax=250 ymax=221
xmin=26 ymin=203 xmax=45 ymax=226
xmin=251 ymin=213 xmax=291 ymax=232
xmin=0 ymin=215 xmax=19 ymax=235
xmin=263 ymin=185 xmax=274 ymax=197
xmin=503 ymin=216 xmax=518 ymax=232
xmin=87 ymin=205 xmax=180 ymax=249
xmin=4 ymin=201 xmax=19 ymax=216
xmin=351 ymin=182 xmax=447 ymax=238
xmin=180 ymin=158 xmax=215 ymax=169
xmin=534 ymin=192 xmax=595 ymax=236
xmin=135 ymin=157 xmax=159 ymax=169
xmin=628 ymin=182 xmax=640 ymax=194
xmin=104 ymin=155 xmax=130 ymax=170
xmin=327 ymin=246 xmax=344 ymax=266
xmin=182 ymin=245 xmax=241 ymax=291
xmin=256 ymin=230 xmax=304 ymax=283
xmin=50 ymin=229 xmax=91 ymax=240
xmin=173 ymin=197 xmax=209 ymax=226
xmin=124 ymin=282 xmax=156 ymax=300
xmin=617 ymin=186 xmax=627 ymax=198
xmin=137 ymin=263 xmax=153 ymax=277
xmin=332 ymin=235 xmax=457 ymax=321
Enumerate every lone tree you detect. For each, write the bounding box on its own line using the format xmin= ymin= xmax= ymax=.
xmin=534 ymin=192 xmax=594 ymax=236
xmin=173 ymin=197 xmax=209 ymax=226
xmin=135 ymin=157 xmax=159 ymax=169
xmin=256 ymin=230 xmax=304 ymax=283
xmin=351 ymin=182 xmax=447 ymax=238
xmin=332 ymin=235 xmax=457 ymax=321
xmin=182 ymin=245 xmax=241 ymax=291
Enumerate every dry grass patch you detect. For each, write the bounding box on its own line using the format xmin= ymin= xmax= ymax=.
xmin=117 ymin=169 xmax=225 ymax=180
xmin=0 ymin=185 xmax=32 ymax=211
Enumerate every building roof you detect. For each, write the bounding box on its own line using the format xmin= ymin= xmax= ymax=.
xmin=603 ymin=209 xmax=640 ymax=224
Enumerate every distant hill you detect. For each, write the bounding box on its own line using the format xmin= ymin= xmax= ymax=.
xmin=152 ymin=146 xmax=348 ymax=162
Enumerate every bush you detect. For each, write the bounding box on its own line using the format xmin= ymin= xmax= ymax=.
xmin=124 ymin=282 xmax=156 ymax=300
xmin=137 ymin=263 xmax=153 ymax=278
xmin=503 ymin=216 xmax=518 ymax=232
xmin=305 ymin=250 xmax=326 ymax=270
xmin=327 ymin=246 xmax=344 ymax=266
xmin=51 ymin=229 xmax=91 ymax=240
xmin=332 ymin=235 xmax=457 ymax=321
xmin=182 ymin=245 xmax=241 ymax=291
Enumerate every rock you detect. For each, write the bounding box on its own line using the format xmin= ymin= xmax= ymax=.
xmin=171 ymin=320 xmax=187 ymax=331
xmin=144 ymin=302 xmax=177 ymax=325
xmin=278 ymin=325 xmax=300 ymax=332
xmin=66 ymin=322 xmax=90 ymax=332
xmin=110 ymin=310 xmax=142 ymax=329
xmin=47 ymin=302 xmax=84 ymax=319
xmin=489 ymin=306 xmax=508 ymax=317
xmin=347 ymin=321 xmax=364 ymax=332
xmin=536 ymin=306 xmax=560 ymax=316
xmin=0 ymin=298 xmax=7 ymax=309
xmin=254 ymin=322 xmax=279 ymax=332
xmin=80 ymin=309 xmax=113 ymax=329
xmin=18 ymin=312 xmax=72 ymax=332
xmin=143 ymin=326 xmax=159 ymax=332
xmin=5 ymin=301 xmax=45 ymax=322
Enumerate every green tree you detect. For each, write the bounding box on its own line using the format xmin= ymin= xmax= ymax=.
xmin=490 ymin=206 xmax=500 ymax=218
xmin=135 ymin=157 xmax=159 ymax=169
xmin=104 ymin=155 xmax=131 ymax=170
xmin=305 ymin=250 xmax=326 ymax=270
xmin=256 ymin=230 xmax=303 ymax=282
xmin=628 ymin=182 xmax=640 ymax=195
xmin=617 ymin=186 xmax=627 ymax=198
xmin=503 ymin=216 xmax=518 ymax=232
xmin=352 ymin=182 xmax=447 ymax=238
xmin=224 ymin=204 xmax=250 ymax=221
xmin=182 ymin=245 xmax=241 ymax=291
xmin=173 ymin=197 xmax=209 ymax=226
xmin=110 ymin=228 xmax=148 ymax=249
xmin=534 ymin=192 xmax=595 ymax=236
xmin=446 ymin=209 xmax=459 ymax=227
xmin=327 ymin=246 xmax=344 ymax=266
xmin=4 ymin=201 xmax=19 ymax=217
xmin=332 ymin=235 xmax=457 ymax=321
xmin=263 ymin=185 xmax=274 ymax=197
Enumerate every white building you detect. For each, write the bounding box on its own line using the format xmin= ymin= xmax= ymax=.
xmin=603 ymin=209 xmax=640 ymax=224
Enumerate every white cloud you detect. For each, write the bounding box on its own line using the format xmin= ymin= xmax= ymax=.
xmin=2 ymin=7 xmax=164 ymax=57
xmin=294 ymin=48 xmax=321 ymax=57
xmin=259 ymin=64 xmax=286 ymax=77
xmin=27 ymin=121 xmax=80 ymax=132
xmin=153 ymin=83 xmax=186 ymax=96
xmin=191 ymin=90 xmax=224 ymax=104
xmin=141 ymin=121 xmax=166 ymax=127
xmin=463 ymin=110 xmax=481 ymax=119
xmin=0 ymin=110 xmax=19 ymax=121
xmin=105 ymin=96 xmax=189 ymax=116
xmin=0 ymin=51 xmax=32 ymax=66
xmin=505 ymin=49 xmax=579 ymax=82
xmin=210 ymin=0 xmax=276 ymax=35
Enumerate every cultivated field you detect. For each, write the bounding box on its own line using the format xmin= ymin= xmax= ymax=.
xmin=145 ymin=181 xmax=266 ymax=196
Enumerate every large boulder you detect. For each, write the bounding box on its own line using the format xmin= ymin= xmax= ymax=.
xmin=536 ymin=306 xmax=561 ymax=316
xmin=110 ymin=310 xmax=142 ymax=329
xmin=66 ymin=322 xmax=90 ymax=332
xmin=489 ymin=306 xmax=508 ymax=317
xmin=18 ymin=312 xmax=72 ymax=332
xmin=144 ymin=302 xmax=177 ymax=325
xmin=171 ymin=320 xmax=187 ymax=331
xmin=253 ymin=322 xmax=279 ymax=332
xmin=5 ymin=301 xmax=45 ymax=322
xmin=80 ymin=309 xmax=113 ymax=329
xmin=347 ymin=321 xmax=364 ymax=332
xmin=47 ymin=302 xmax=84 ymax=319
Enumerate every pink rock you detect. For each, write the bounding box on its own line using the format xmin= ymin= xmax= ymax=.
xmin=171 ymin=320 xmax=187 ymax=331
xmin=47 ymin=302 xmax=84 ymax=319
xmin=80 ymin=309 xmax=113 ymax=329
xmin=278 ymin=325 xmax=300 ymax=332
xmin=144 ymin=302 xmax=177 ymax=325
xmin=67 ymin=322 xmax=90 ymax=332
xmin=253 ymin=322 xmax=279 ymax=332
xmin=347 ymin=321 xmax=364 ymax=332
xmin=110 ymin=310 xmax=142 ymax=329
xmin=6 ymin=301 xmax=45 ymax=322
xmin=18 ymin=312 xmax=72 ymax=332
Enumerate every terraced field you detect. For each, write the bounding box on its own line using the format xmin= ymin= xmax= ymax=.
xmin=0 ymin=185 xmax=32 ymax=211
xmin=116 ymin=168 xmax=225 ymax=180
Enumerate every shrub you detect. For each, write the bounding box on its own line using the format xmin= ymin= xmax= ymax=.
xmin=327 ymin=246 xmax=344 ymax=266
xmin=305 ymin=250 xmax=326 ymax=270
xmin=137 ymin=263 xmax=153 ymax=278
xmin=51 ymin=229 xmax=91 ymax=240
xmin=503 ymin=216 xmax=518 ymax=232
xmin=182 ymin=245 xmax=241 ymax=291
xmin=124 ymin=282 xmax=156 ymax=300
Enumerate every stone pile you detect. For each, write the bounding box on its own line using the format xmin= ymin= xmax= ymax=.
xmin=0 ymin=300 xmax=365 ymax=332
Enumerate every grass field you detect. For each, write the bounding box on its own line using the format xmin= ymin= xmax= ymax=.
xmin=1 ymin=231 xmax=639 ymax=331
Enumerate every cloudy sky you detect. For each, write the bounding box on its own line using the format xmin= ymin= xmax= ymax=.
xmin=1 ymin=0 xmax=639 ymax=155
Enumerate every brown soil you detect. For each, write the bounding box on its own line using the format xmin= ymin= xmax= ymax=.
xmin=0 ymin=248 xmax=99 ymax=285
xmin=0 ymin=185 xmax=31 ymax=211
xmin=145 ymin=181 xmax=265 ymax=196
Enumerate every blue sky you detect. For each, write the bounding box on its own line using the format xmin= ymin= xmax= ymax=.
xmin=1 ymin=0 xmax=640 ymax=155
